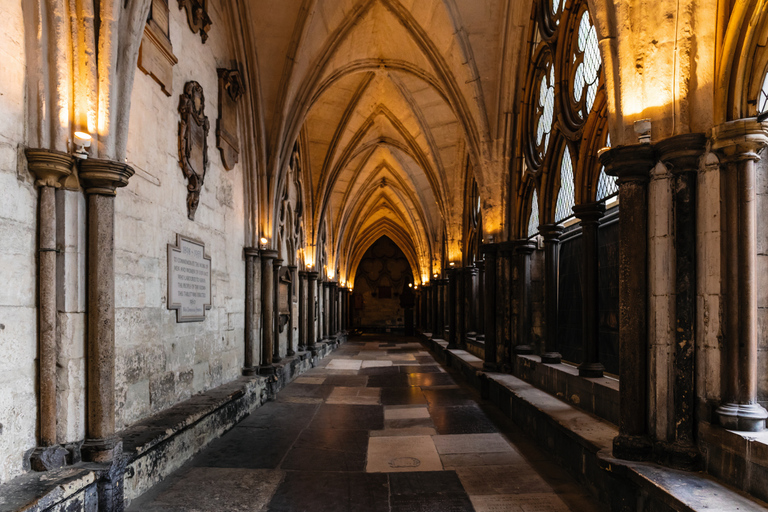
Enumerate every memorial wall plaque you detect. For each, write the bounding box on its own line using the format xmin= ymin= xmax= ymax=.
xmin=168 ymin=234 xmax=212 ymax=322
xmin=216 ymin=68 xmax=244 ymax=170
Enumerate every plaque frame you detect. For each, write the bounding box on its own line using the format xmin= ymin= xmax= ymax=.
xmin=216 ymin=68 xmax=244 ymax=170
xmin=178 ymin=81 xmax=210 ymax=220
xmin=167 ymin=234 xmax=212 ymax=322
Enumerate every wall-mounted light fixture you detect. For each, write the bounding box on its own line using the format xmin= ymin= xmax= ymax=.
xmin=73 ymin=132 xmax=92 ymax=160
xmin=408 ymin=283 xmax=413 ymax=288
xmin=634 ymin=119 xmax=652 ymax=144
xmin=259 ymin=237 xmax=268 ymax=250
xmin=433 ymin=273 xmax=438 ymax=279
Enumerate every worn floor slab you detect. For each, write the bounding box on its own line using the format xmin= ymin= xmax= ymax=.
xmin=128 ymin=335 xmax=605 ymax=512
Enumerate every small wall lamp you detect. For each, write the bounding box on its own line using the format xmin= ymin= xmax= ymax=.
xmin=259 ymin=237 xmax=268 ymax=250
xmin=73 ymin=132 xmax=92 ymax=160
xmin=634 ymin=119 xmax=652 ymax=144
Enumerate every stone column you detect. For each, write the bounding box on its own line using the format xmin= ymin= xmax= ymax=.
xmin=476 ymin=261 xmax=485 ymax=336
xmin=482 ymin=244 xmax=498 ymax=370
xmin=514 ymin=241 xmax=537 ymax=354
xmin=464 ymin=267 xmax=478 ymax=338
xmin=287 ymin=265 xmax=297 ymax=356
xmin=600 ymin=144 xmax=655 ymax=460
xmin=272 ymin=259 xmax=284 ymax=363
xmin=447 ymin=268 xmax=459 ymax=348
xmin=539 ymin=224 xmax=563 ymax=363
xmin=435 ymin=278 xmax=445 ymax=338
xmin=259 ymin=250 xmax=278 ymax=374
xmin=332 ymin=282 xmax=339 ymax=335
xmin=78 ymin=158 xmax=134 ymax=463
xmin=497 ymin=243 xmax=515 ymax=368
xmin=656 ymin=133 xmax=707 ymax=466
xmin=426 ymin=285 xmax=433 ymax=332
xmin=299 ymin=271 xmax=308 ymax=351
xmin=308 ymin=272 xmax=319 ymax=349
xmin=457 ymin=268 xmax=466 ymax=348
xmin=25 ymin=149 xmax=73 ymax=470
xmin=712 ymin=120 xmax=768 ymax=432
xmin=323 ymin=282 xmax=330 ymax=339
xmin=243 ymin=248 xmax=260 ymax=375
xmin=572 ymin=203 xmax=606 ymax=378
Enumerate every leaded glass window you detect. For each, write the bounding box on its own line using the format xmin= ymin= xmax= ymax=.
xmin=536 ymin=66 xmax=556 ymax=156
xmin=528 ymin=190 xmax=540 ymax=238
xmin=555 ymin=147 xmax=575 ymax=222
xmin=759 ymin=70 xmax=768 ymax=115
xmin=596 ymin=134 xmax=618 ymax=200
xmin=573 ymin=11 xmax=600 ymax=118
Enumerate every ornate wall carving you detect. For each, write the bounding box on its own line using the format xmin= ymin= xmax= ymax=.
xmin=178 ymin=0 xmax=211 ymax=43
xmin=178 ymin=81 xmax=209 ymax=220
xmin=216 ymin=68 xmax=243 ymax=170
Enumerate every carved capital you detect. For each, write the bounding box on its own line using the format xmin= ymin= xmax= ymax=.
xmin=514 ymin=240 xmax=537 ymax=255
xmin=712 ymin=118 xmax=768 ymax=164
xmin=538 ymin=223 xmax=564 ymax=241
xmin=308 ymin=271 xmax=319 ymax=281
xmin=78 ymin=158 xmax=134 ymax=196
xmin=25 ymin=148 xmax=74 ymax=188
xmin=656 ymin=133 xmax=707 ymax=173
xmin=598 ymin=144 xmax=656 ymax=184
xmin=572 ymin=202 xmax=606 ymax=224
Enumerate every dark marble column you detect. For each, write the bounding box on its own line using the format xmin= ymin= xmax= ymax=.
xmin=539 ymin=224 xmax=563 ymax=363
xmin=476 ymin=261 xmax=485 ymax=337
xmin=78 ymin=158 xmax=134 ymax=463
xmin=243 ymin=248 xmax=260 ymax=375
xmin=464 ymin=267 xmax=478 ymax=336
xmin=713 ymin=120 xmax=768 ymax=432
xmin=456 ymin=268 xmax=466 ymax=348
xmin=287 ymin=265 xmax=297 ymax=356
xmin=298 ymin=271 xmax=308 ymax=351
xmin=572 ymin=203 xmax=605 ymax=378
xmin=447 ymin=268 xmax=459 ymax=349
xmin=435 ymin=278 xmax=445 ymax=338
xmin=601 ymin=144 xmax=655 ymax=461
xmin=25 ymin=149 xmax=74 ymax=470
xmin=331 ymin=282 xmax=338 ymax=335
xmin=482 ymin=244 xmax=498 ymax=370
xmin=514 ymin=241 xmax=536 ymax=354
xmin=497 ymin=242 xmax=515 ymax=369
xmin=308 ymin=272 xmax=319 ymax=349
xmin=428 ymin=284 xmax=436 ymax=333
xmin=259 ymin=250 xmax=278 ymax=374
xmin=656 ymin=134 xmax=706 ymax=467
xmin=272 ymin=259 xmax=284 ymax=363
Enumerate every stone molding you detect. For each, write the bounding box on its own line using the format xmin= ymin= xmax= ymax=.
xmin=78 ymin=158 xmax=135 ymax=196
xmin=599 ymin=144 xmax=656 ymax=183
xmin=656 ymin=133 xmax=708 ymax=172
xmin=712 ymin=118 xmax=768 ymax=162
xmin=25 ymin=148 xmax=74 ymax=188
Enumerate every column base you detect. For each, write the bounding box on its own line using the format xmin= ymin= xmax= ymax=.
xmin=514 ymin=345 xmax=534 ymax=355
xmin=81 ymin=437 xmax=122 ymax=463
xmin=273 ymin=355 xmax=283 ymax=363
xmin=242 ymin=366 xmax=257 ymax=377
xmin=716 ymin=402 xmax=768 ymax=432
xmin=654 ymin=440 xmax=701 ymax=471
xmin=578 ymin=362 xmax=604 ymax=378
xmin=29 ymin=445 xmax=68 ymax=472
xmin=287 ymin=350 xmax=296 ymax=356
xmin=612 ymin=434 xmax=653 ymax=461
xmin=541 ymin=352 xmax=562 ymax=364
xmin=258 ymin=364 xmax=276 ymax=376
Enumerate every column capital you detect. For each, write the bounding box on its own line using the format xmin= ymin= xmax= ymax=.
xmin=260 ymin=249 xmax=278 ymax=260
xmin=572 ymin=202 xmax=606 ymax=223
xmin=299 ymin=270 xmax=309 ymax=277
xmin=288 ymin=265 xmax=297 ymax=271
xmin=25 ymin=148 xmax=74 ymax=188
xmin=514 ymin=240 xmax=537 ymax=255
xmin=538 ymin=223 xmax=564 ymax=241
xmin=462 ymin=266 xmax=478 ymax=277
xmin=243 ymin=247 xmax=260 ymax=257
xmin=308 ymin=271 xmax=319 ymax=281
xmin=78 ymin=158 xmax=134 ymax=196
xmin=481 ymin=243 xmax=498 ymax=257
xmin=712 ymin=118 xmax=768 ymax=163
xmin=599 ymin=144 xmax=656 ymax=184
xmin=273 ymin=258 xmax=284 ymax=268
xmin=656 ymin=133 xmax=707 ymax=172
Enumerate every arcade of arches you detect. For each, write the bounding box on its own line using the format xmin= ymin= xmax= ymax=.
xmin=3 ymin=0 xmax=768 ymax=510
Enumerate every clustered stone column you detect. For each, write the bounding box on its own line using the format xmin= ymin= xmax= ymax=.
xmin=243 ymin=248 xmax=260 ymax=375
xmin=457 ymin=267 xmax=466 ymax=347
xmin=307 ymin=271 xmax=318 ymax=349
xmin=259 ymin=250 xmax=278 ymax=374
xmin=25 ymin=149 xmax=74 ymax=470
xmin=572 ymin=203 xmax=605 ymax=378
xmin=287 ymin=265 xmax=297 ymax=356
xmin=272 ymin=259 xmax=283 ymax=363
xmin=435 ymin=277 xmax=445 ymax=338
xmin=712 ymin=119 xmax=768 ymax=432
xmin=482 ymin=244 xmax=498 ymax=370
xmin=514 ymin=241 xmax=536 ymax=354
xmin=601 ymin=144 xmax=655 ymax=460
xmin=447 ymin=267 xmax=458 ymax=349
xmin=539 ymin=224 xmax=563 ymax=364
xmin=298 ymin=271 xmax=308 ymax=351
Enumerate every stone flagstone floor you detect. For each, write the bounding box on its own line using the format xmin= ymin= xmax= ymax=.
xmin=128 ymin=335 xmax=606 ymax=512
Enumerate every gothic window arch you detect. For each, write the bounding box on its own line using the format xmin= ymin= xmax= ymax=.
xmin=528 ymin=188 xmax=540 ymax=238
xmin=759 ymin=70 xmax=768 ymax=115
xmin=519 ymin=0 xmax=608 ymax=230
xmin=596 ymin=134 xmax=618 ymax=201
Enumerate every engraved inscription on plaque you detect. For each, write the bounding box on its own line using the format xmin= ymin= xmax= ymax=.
xmin=168 ymin=234 xmax=212 ymax=322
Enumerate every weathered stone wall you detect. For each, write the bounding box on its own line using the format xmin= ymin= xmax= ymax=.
xmin=0 ymin=0 xmax=37 ymax=484
xmin=116 ymin=0 xmax=246 ymax=430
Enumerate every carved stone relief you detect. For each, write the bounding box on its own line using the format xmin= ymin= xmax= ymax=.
xmin=216 ymin=68 xmax=244 ymax=170
xmin=138 ymin=0 xmax=177 ymax=96
xmin=178 ymin=81 xmax=209 ymax=220
xmin=178 ymin=0 xmax=211 ymax=43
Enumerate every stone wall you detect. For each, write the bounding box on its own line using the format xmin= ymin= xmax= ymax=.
xmin=0 ymin=0 xmax=37 ymax=484
xmin=116 ymin=0 xmax=245 ymax=430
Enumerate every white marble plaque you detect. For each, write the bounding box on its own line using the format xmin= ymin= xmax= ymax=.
xmin=168 ymin=234 xmax=212 ymax=322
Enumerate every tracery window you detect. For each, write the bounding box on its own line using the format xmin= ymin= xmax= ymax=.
xmin=759 ymin=70 xmax=768 ymax=115
xmin=520 ymin=0 xmax=608 ymax=234
xmin=528 ymin=190 xmax=540 ymax=238
xmin=596 ymin=134 xmax=618 ymax=201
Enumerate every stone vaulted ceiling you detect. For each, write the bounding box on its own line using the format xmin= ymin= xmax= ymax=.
xmin=245 ymin=0 xmax=527 ymax=284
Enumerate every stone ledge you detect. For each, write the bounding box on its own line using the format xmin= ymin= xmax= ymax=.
xmin=0 ymin=466 xmax=97 ymax=512
xmin=421 ymin=334 xmax=768 ymax=512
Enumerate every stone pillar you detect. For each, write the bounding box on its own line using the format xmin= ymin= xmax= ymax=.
xmin=497 ymin=243 xmax=515 ymax=369
xmin=426 ymin=284 xmax=433 ymax=332
xmin=272 ymin=259 xmax=283 ymax=363
xmin=322 ymin=282 xmax=330 ymax=339
xmin=476 ymin=261 xmax=485 ymax=336
xmin=515 ymin=241 xmax=537 ymax=354
xmin=712 ymin=120 xmax=768 ymax=432
xmin=482 ymin=244 xmax=498 ymax=370
xmin=25 ymin=149 xmax=74 ymax=470
xmin=601 ymin=144 xmax=655 ymax=460
xmin=656 ymin=133 xmax=706 ymax=467
xmin=572 ymin=203 xmax=606 ymax=378
xmin=447 ymin=268 xmax=459 ymax=348
xmin=435 ymin=278 xmax=445 ymax=338
xmin=539 ymin=224 xmax=563 ymax=363
xmin=464 ymin=267 xmax=478 ymax=337
xmin=243 ymin=248 xmax=260 ymax=375
xmin=307 ymin=272 xmax=318 ymax=349
xmin=259 ymin=250 xmax=278 ymax=374
xmin=287 ymin=265 xmax=297 ymax=356
xmin=299 ymin=271 xmax=308 ymax=351
xmin=457 ymin=268 xmax=466 ymax=347
xmin=77 ymin=158 xmax=134 ymax=464
xmin=331 ymin=282 xmax=339 ymax=335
